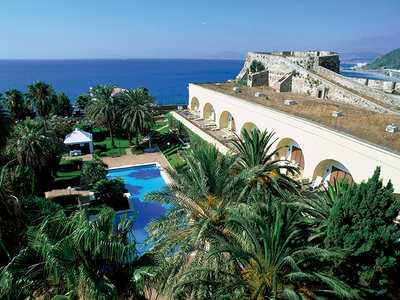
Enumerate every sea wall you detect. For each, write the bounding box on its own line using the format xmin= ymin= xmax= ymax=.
xmin=237 ymin=52 xmax=391 ymax=113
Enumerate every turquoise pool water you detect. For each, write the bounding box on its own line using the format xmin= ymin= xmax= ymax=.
xmin=106 ymin=164 xmax=168 ymax=252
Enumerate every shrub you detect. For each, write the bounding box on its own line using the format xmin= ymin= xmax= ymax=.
xmin=93 ymin=178 xmax=129 ymax=211
xmin=249 ymin=60 xmax=265 ymax=73
xmin=93 ymin=149 xmax=102 ymax=156
xmin=325 ymin=167 xmax=400 ymax=296
xmin=82 ymin=155 xmax=108 ymax=185
xmin=21 ymin=195 xmax=62 ymax=226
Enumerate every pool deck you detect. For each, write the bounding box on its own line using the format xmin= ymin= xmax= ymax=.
xmin=46 ymin=149 xmax=173 ymax=202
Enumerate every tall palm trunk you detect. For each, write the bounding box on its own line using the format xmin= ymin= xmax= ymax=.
xmin=42 ymin=115 xmax=48 ymax=131
xmin=135 ymin=122 xmax=140 ymax=147
xmin=108 ymin=121 xmax=115 ymax=147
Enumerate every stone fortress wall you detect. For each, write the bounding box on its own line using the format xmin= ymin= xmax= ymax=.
xmin=237 ymin=51 xmax=400 ymax=113
xmin=346 ymin=76 xmax=400 ymax=94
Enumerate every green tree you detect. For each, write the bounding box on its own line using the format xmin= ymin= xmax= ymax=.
xmin=27 ymin=81 xmax=54 ymax=130
xmin=93 ymin=178 xmax=129 ymax=211
xmin=0 ymin=103 xmax=12 ymax=149
xmin=120 ymin=87 xmax=156 ymax=146
xmin=86 ymin=84 xmax=120 ymax=147
xmin=325 ymin=167 xmax=400 ymax=295
xmin=82 ymin=155 xmax=109 ymax=185
xmin=198 ymin=200 xmax=358 ymax=299
xmin=232 ymin=128 xmax=300 ymax=196
xmin=0 ymin=208 xmax=139 ymax=299
xmin=6 ymin=119 xmax=60 ymax=171
xmin=51 ymin=91 xmax=73 ymax=117
xmin=249 ymin=60 xmax=265 ymax=73
xmin=2 ymin=89 xmax=33 ymax=121
xmin=74 ymin=93 xmax=91 ymax=109
xmin=143 ymin=143 xmax=257 ymax=297
xmin=20 ymin=195 xmax=62 ymax=226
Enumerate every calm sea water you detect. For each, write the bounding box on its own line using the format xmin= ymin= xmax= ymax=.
xmin=0 ymin=59 xmax=244 ymax=105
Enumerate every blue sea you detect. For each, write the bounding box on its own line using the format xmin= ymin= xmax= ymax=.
xmin=0 ymin=59 xmax=244 ymax=105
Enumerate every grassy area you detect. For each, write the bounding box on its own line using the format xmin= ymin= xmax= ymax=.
xmin=53 ymin=158 xmax=82 ymax=189
xmin=167 ymin=153 xmax=185 ymax=168
xmin=94 ymin=136 xmax=132 ymax=157
xmin=151 ymin=120 xmax=168 ymax=131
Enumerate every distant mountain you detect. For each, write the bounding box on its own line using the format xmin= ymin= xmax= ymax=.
xmin=339 ymin=51 xmax=381 ymax=64
xmin=204 ymin=51 xmax=245 ymax=60
xmin=362 ymin=48 xmax=400 ymax=70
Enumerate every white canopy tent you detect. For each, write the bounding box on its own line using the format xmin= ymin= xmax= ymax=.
xmin=64 ymin=128 xmax=94 ymax=154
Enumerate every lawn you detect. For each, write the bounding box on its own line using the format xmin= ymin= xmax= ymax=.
xmin=167 ymin=153 xmax=186 ymax=169
xmin=53 ymin=158 xmax=82 ymax=189
xmin=94 ymin=136 xmax=132 ymax=157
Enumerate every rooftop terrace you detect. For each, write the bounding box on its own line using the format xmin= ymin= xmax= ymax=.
xmin=197 ymin=82 xmax=400 ymax=153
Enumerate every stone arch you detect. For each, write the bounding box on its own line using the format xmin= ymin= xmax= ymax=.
xmin=203 ymin=103 xmax=216 ymax=121
xmin=240 ymin=122 xmax=259 ymax=138
xmin=275 ymin=138 xmax=305 ymax=169
xmin=190 ymin=97 xmax=200 ymax=111
xmin=312 ymin=159 xmax=353 ymax=185
xmin=219 ymin=111 xmax=236 ymax=132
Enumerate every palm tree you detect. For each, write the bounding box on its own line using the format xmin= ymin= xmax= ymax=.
xmin=86 ymin=84 xmax=119 ymax=147
xmin=0 ymin=103 xmax=12 ymax=149
xmin=120 ymin=87 xmax=156 ymax=146
xmin=6 ymin=119 xmax=58 ymax=171
xmin=0 ymin=208 xmax=139 ymax=299
xmin=232 ymin=128 xmax=300 ymax=195
xmin=143 ymin=143 xmax=257 ymax=297
xmin=0 ymin=165 xmax=35 ymax=264
xmin=27 ymin=81 xmax=54 ymax=130
xmin=2 ymin=88 xmax=32 ymax=121
xmin=296 ymin=178 xmax=351 ymax=244
xmin=202 ymin=200 xmax=358 ymax=299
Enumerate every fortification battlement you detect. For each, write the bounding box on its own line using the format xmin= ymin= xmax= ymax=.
xmin=236 ymin=51 xmax=400 ymax=113
xmin=256 ymin=50 xmax=338 ymax=58
xmin=251 ymin=51 xmax=340 ymax=73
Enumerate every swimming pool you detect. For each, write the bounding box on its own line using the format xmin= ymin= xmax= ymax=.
xmin=106 ymin=163 xmax=169 ymax=253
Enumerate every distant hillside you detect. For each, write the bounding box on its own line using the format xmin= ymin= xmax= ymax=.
xmin=362 ymin=48 xmax=400 ymax=70
xmin=340 ymin=51 xmax=381 ymax=64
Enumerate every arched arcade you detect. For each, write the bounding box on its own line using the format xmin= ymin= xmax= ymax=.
xmin=312 ymin=159 xmax=354 ymax=185
xmin=219 ymin=111 xmax=236 ymax=132
xmin=203 ymin=103 xmax=216 ymax=121
xmin=276 ymin=138 xmax=305 ymax=169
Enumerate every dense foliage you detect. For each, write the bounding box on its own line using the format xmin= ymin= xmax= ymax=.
xmin=143 ymin=138 xmax=359 ymax=299
xmin=93 ymin=178 xmax=129 ymax=211
xmin=82 ymin=155 xmax=109 ymax=185
xmin=50 ymin=90 xmax=73 ymax=117
xmin=249 ymin=59 xmax=265 ymax=73
xmin=74 ymin=93 xmax=91 ymax=109
xmin=0 ymin=209 xmax=140 ymax=299
xmin=325 ymin=167 xmax=400 ymax=295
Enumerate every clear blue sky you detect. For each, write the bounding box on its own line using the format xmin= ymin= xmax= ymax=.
xmin=0 ymin=0 xmax=399 ymax=59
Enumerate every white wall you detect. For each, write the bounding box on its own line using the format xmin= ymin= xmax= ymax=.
xmin=189 ymin=83 xmax=400 ymax=193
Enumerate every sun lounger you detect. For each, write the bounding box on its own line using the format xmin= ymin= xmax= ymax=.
xmin=309 ymin=176 xmax=323 ymax=190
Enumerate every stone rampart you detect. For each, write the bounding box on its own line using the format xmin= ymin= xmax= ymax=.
xmin=316 ymin=66 xmax=400 ymax=109
xmin=350 ymin=77 xmax=399 ymax=94
xmin=247 ymin=70 xmax=269 ymax=87
xmin=274 ymin=72 xmax=292 ymax=92
xmin=237 ymin=52 xmax=392 ymax=113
